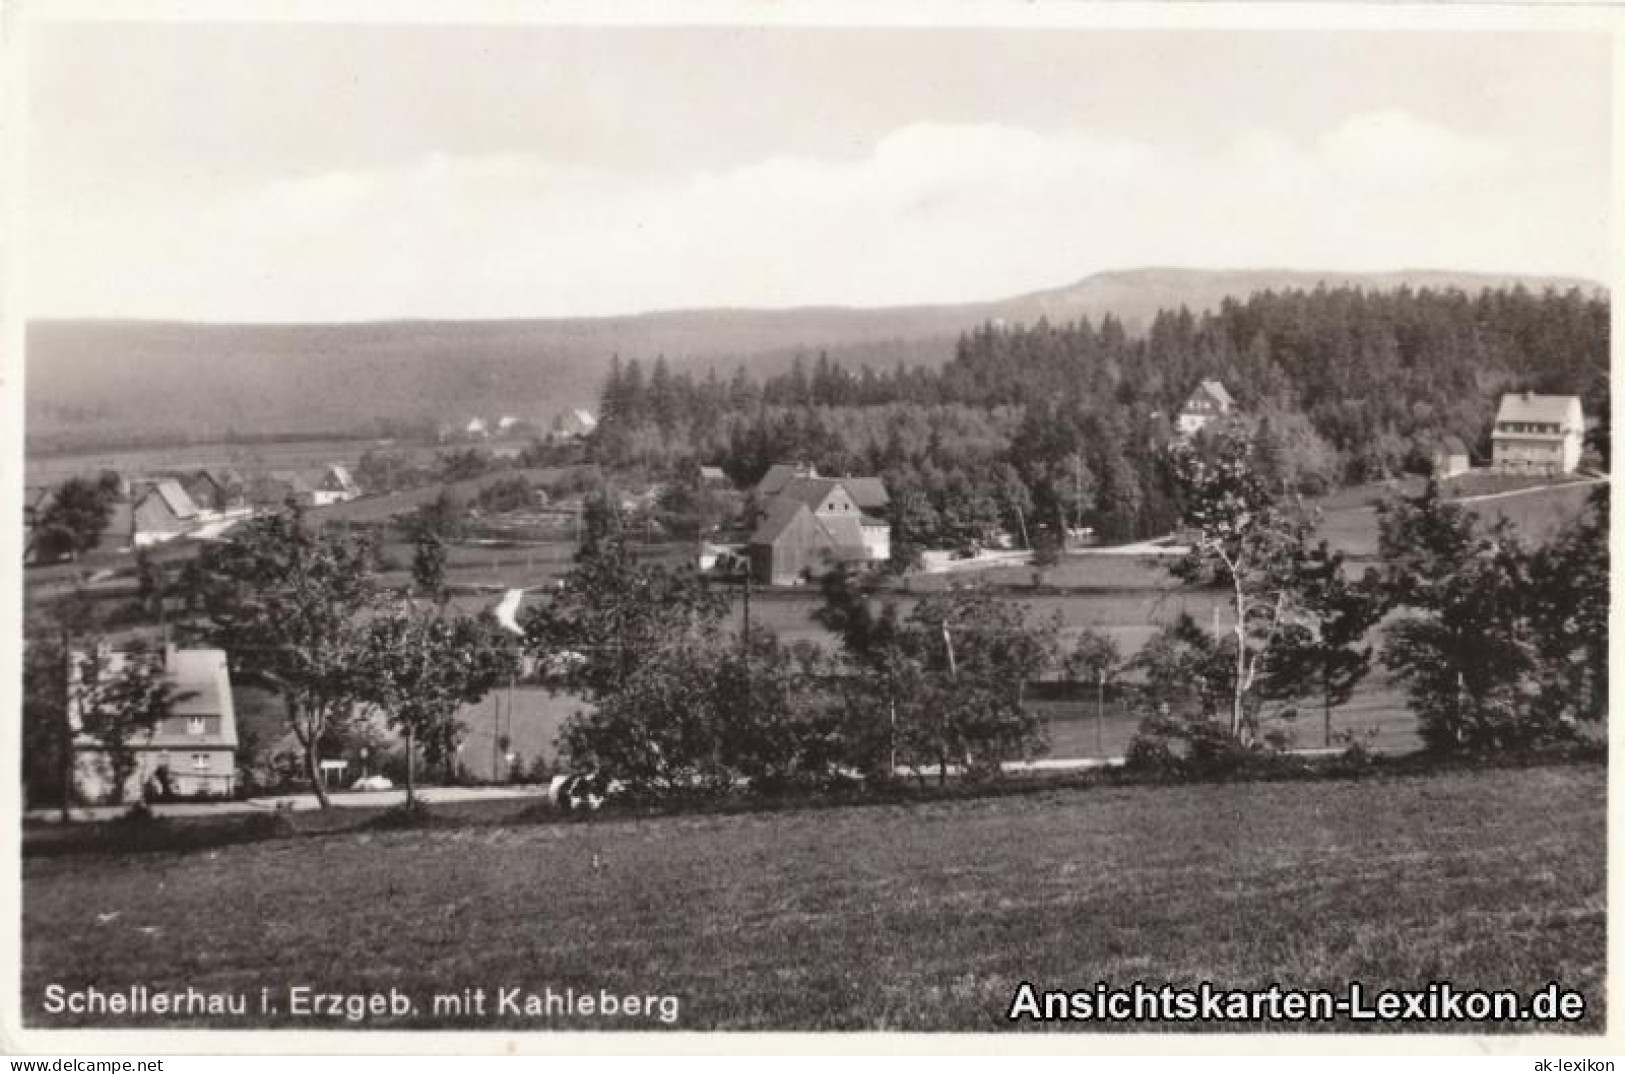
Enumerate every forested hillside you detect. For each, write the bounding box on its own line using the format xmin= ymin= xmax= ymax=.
xmin=591 ymin=284 xmax=1609 ymax=552
xmin=26 ymin=268 xmax=1596 ymax=453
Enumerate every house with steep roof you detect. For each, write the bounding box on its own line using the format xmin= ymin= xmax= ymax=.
xmin=1431 ymin=436 xmax=1471 ymax=479
xmin=131 ymin=480 xmax=201 ymax=547
xmin=748 ymin=501 xmax=860 ymax=585
xmin=551 ymin=409 xmax=598 ymax=440
xmin=311 ymin=463 xmax=362 ymax=506
xmin=71 ymin=647 xmax=240 ymax=802
xmin=746 ymin=470 xmax=891 ymax=578
xmin=755 ymin=462 xmax=818 ymax=499
xmin=1491 ymin=392 xmax=1584 ymax=475
xmin=1176 ymin=379 xmax=1236 ymax=437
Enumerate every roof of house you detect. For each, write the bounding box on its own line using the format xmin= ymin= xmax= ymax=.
xmin=749 ymin=500 xmax=827 ymax=547
xmin=325 ymin=463 xmax=360 ymax=491
xmin=72 ymin=647 xmax=238 ymax=750
xmin=756 ymin=463 xmax=815 ymax=498
xmin=1184 ymin=379 xmax=1234 ymax=410
xmin=839 ymin=477 xmax=890 ymax=510
xmin=779 ymin=477 xmax=847 ymax=510
xmin=698 ymin=465 xmax=728 ymax=482
xmin=141 ymin=480 xmax=201 ymax=520
xmin=1495 ymin=392 xmax=1582 ymax=428
xmin=818 ymin=513 xmax=868 ymax=553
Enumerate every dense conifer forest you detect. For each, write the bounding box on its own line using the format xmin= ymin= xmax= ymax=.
xmin=591 ymin=285 xmax=1609 ymax=549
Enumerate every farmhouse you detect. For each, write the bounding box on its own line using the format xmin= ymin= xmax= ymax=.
xmin=748 ymin=500 xmax=864 ymax=585
xmin=698 ymin=465 xmax=730 ymax=487
xmin=1176 ymin=379 xmax=1235 ymax=437
xmin=72 ymin=647 xmax=240 ymax=802
xmin=1491 ymin=392 xmax=1585 ymax=476
xmin=130 ymin=480 xmax=201 ymax=547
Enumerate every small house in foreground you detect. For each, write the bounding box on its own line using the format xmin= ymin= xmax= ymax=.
xmin=72 ymin=647 xmax=240 ymax=802
xmin=1491 ymin=392 xmax=1584 ymax=476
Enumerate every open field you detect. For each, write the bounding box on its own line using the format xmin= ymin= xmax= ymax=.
xmin=1318 ymin=480 xmax=1601 ymax=559
xmin=21 ymin=763 xmax=1604 ymax=1032
xmin=726 ymin=587 xmax=1228 ymax=660
xmin=23 ymin=437 xmax=454 ymax=487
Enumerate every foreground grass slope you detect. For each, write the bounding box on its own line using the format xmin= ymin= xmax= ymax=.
xmin=23 ymin=764 xmax=1602 ymax=1032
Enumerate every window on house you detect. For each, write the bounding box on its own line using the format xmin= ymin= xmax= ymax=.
xmin=188 ymin=717 xmax=206 ymax=735
xmin=191 ymin=753 xmax=209 ymax=771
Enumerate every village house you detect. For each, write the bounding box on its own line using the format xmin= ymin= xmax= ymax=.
xmin=465 ymin=416 xmax=490 ymax=439
xmin=71 ymin=646 xmax=240 ymax=802
xmin=178 ymin=470 xmax=227 ymax=514
xmin=746 ymin=467 xmax=891 ymax=582
xmin=130 ymin=480 xmax=202 ymax=547
xmin=698 ymin=465 xmax=730 ymax=487
xmin=1431 ymin=436 xmax=1471 ymax=479
xmin=311 ymin=463 xmax=362 ymax=506
xmin=1176 ymin=379 xmax=1236 ymax=437
xmin=748 ymin=500 xmax=865 ymax=586
xmin=551 ymin=408 xmax=599 ymax=440
xmin=1491 ymin=392 xmax=1585 ymax=476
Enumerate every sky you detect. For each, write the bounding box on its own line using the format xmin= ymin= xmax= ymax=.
xmin=23 ymin=23 xmax=1613 ymax=321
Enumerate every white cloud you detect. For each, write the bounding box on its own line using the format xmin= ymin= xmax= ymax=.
xmin=27 ymin=110 xmax=1605 ymax=321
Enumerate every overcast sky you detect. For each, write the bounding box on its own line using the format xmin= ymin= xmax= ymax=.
xmin=24 ymin=23 xmax=1612 ymax=321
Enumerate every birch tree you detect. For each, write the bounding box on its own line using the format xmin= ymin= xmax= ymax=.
xmin=1167 ymin=426 xmax=1316 ymax=743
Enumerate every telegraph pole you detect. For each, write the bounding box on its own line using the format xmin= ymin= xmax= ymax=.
xmin=1096 ymin=668 xmax=1106 ymax=756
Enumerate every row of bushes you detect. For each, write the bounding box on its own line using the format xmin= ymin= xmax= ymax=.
xmin=27 ymin=743 xmax=1605 ymax=859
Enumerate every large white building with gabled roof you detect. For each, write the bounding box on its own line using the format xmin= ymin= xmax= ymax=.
xmin=1491 ymin=391 xmax=1584 ymax=475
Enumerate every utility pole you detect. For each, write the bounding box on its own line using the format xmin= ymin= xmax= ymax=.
xmin=60 ymin=627 xmax=74 ymax=823
xmin=1096 ymin=668 xmax=1106 ymax=756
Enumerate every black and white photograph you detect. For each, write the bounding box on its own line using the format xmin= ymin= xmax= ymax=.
xmin=3 ymin=1 xmax=1615 ymax=1049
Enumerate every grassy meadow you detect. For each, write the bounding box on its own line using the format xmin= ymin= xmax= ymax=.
xmin=22 ymin=763 xmax=1604 ymax=1032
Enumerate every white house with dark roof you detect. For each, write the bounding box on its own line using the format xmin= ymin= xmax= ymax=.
xmin=1491 ymin=392 xmax=1584 ymax=475
xmin=71 ymin=647 xmax=240 ymax=802
xmin=1176 ymin=379 xmax=1236 ymax=437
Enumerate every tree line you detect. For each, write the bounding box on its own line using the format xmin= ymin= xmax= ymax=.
xmin=589 ymin=284 xmax=1606 ymax=555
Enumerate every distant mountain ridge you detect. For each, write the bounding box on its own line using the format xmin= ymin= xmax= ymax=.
xmin=27 ymin=267 xmax=1604 ymax=451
